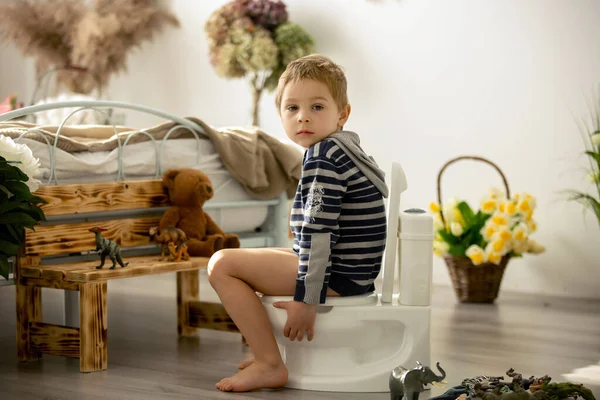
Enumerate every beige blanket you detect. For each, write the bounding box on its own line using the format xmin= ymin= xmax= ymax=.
xmin=0 ymin=118 xmax=303 ymax=200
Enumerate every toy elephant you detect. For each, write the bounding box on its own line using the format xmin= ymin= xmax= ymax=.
xmin=389 ymin=361 xmax=446 ymax=400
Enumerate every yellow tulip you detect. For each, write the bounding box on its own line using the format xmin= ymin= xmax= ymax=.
xmin=492 ymin=239 xmax=505 ymax=253
xmin=480 ymin=222 xmax=497 ymax=241
xmin=487 ymin=251 xmax=503 ymax=265
xmin=466 ymin=245 xmax=486 ymax=265
xmin=527 ymin=219 xmax=537 ymax=233
xmin=429 ymin=202 xmax=441 ymax=213
xmin=512 ymin=223 xmax=528 ymax=242
xmin=517 ymin=198 xmax=532 ymax=214
xmin=496 ymin=227 xmax=513 ymax=242
xmin=505 ymin=201 xmax=517 ymax=216
xmin=491 ymin=212 xmax=510 ymax=226
xmin=480 ymin=198 xmax=497 ymax=214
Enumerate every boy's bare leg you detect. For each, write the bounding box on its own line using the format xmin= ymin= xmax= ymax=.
xmin=207 ymin=247 xmax=337 ymax=392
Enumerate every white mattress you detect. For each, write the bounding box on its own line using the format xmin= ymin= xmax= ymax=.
xmin=20 ymin=137 xmax=268 ymax=233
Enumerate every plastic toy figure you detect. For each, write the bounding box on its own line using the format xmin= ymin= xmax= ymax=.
xmin=149 ymin=226 xmax=188 ymax=260
xmin=167 ymin=241 xmax=190 ymax=262
xmin=89 ymin=227 xmax=128 ymax=270
xmin=389 ymin=361 xmax=446 ymax=400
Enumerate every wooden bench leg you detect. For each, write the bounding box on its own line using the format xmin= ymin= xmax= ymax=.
xmin=177 ymin=270 xmax=199 ymax=336
xmin=79 ymin=282 xmax=107 ymax=372
xmin=15 ymin=283 xmax=42 ymax=361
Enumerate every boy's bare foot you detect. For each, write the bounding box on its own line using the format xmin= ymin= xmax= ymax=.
xmin=237 ymin=356 xmax=254 ymax=369
xmin=216 ymin=361 xmax=288 ymax=392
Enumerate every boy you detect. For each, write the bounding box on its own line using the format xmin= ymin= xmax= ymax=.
xmin=207 ymin=54 xmax=388 ymax=392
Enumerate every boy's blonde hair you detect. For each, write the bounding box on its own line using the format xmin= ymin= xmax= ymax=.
xmin=274 ymin=54 xmax=348 ymax=113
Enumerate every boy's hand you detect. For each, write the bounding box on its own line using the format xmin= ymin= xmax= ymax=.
xmin=273 ymin=300 xmax=317 ymax=342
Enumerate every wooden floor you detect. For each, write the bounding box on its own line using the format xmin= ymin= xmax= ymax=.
xmin=0 ymin=272 xmax=599 ymax=400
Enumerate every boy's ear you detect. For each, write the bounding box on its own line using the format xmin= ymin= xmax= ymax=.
xmin=338 ymin=104 xmax=351 ymax=128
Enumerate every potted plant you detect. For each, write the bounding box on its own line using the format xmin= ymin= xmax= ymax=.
xmin=565 ymin=94 xmax=600 ymax=228
xmin=430 ymin=156 xmax=545 ymax=303
xmin=205 ymin=0 xmax=315 ymax=127
xmin=0 ymin=135 xmax=46 ymax=281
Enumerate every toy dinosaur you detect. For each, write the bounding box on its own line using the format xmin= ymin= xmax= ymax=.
xmin=167 ymin=241 xmax=190 ymax=262
xmin=88 ymin=227 xmax=128 ymax=270
xmin=149 ymin=226 xmax=187 ymax=260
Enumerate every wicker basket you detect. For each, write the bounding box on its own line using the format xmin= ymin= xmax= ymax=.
xmin=437 ymin=155 xmax=511 ymax=303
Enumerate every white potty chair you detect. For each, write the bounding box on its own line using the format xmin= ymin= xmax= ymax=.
xmin=261 ymin=162 xmax=435 ymax=392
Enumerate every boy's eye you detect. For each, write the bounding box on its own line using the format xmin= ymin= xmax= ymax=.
xmin=313 ymin=105 xmax=323 ymax=111
xmin=286 ymin=105 xmax=297 ymax=111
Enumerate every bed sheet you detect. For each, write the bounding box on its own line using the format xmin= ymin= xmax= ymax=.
xmin=20 ymin=137 xmax=268 ymax=233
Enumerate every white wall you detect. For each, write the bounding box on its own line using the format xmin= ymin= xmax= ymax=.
xmin=1 ymin=0 xmax=599 ymax=298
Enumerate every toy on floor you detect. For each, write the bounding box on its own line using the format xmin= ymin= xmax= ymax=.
xmin=149 ymin=226 xmax=187 ymax=260
xmin=389 ymin=361 xmax=446 ymax=400
xmin=167 ymin=241 xmax=189 ymax=262
xmin=88 ymin=227 xmax=128 ymax=270
xmin=159 ymin=168 xmax=240 ymax=257
xmin=431 ymin=368 xmax=596 ymax=400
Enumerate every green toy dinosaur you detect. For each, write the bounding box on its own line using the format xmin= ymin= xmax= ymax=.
xmin=89 ymin=227 xmax=129 ymax=270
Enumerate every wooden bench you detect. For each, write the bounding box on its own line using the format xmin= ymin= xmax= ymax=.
xmin=15 ymin=179 xmax=240 ymax=373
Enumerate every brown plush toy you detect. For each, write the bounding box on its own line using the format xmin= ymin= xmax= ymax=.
xmin=159 ymin=168 xmax=240 ymax=257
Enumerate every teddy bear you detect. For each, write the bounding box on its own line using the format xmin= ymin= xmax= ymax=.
xmin=158 ymin=168 xmax=240 ymax=257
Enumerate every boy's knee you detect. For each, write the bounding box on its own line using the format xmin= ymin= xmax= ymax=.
xmin=207 ymin=249 xmax=234 ymax=280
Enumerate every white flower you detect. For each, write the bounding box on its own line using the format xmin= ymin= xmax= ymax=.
xmin=488 ymin=187 xmax=506 ymax=200
xmin=0 ymin=135 xmax=42 ymax=193
xmin=450 ymin=222 xmax=463 ymax=236
xmin=592 ymin=132 xmax=600 ymax=146
xmin=433 ymin=240 xmax=450 ymax=256
xmin=526 ymin=239 xmax=546 ymax=254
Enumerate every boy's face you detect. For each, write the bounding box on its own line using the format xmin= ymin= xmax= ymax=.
xmin=279 ymin=79 xmax=350 ymax=149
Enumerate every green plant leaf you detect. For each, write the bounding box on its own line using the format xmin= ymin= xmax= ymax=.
xmin=456 ymin=201 xmax=476 ymax=226
xmin=0 ymin=164 xmax=29 ymax=181
xmin=10 ymin=203 xmax=46 ymax=222
xmin=448 ymin=244 xmax=467 ymax=257
xmin=438 ymin=229 xmax=460 ymax=245
xmin=567 ymin=191 xmax=600 ymax=224
xmin=5 ymin=224 xmax=23 ymax=244
xmin=0 ymin=198 xmax=26 ymax=215
xmin=0 ymin=184 xmax=10 ymax=197
xmin=584 ymin=150 xmax=600 ymax=167
xmin=2 ymin=180 xmax=32 ymax=199
xmin=0 ymin=212 xmax=38 ymax=227
xmin=0 ymin=227 xmax=20 ymax=245
xmin=0 ymin=238 xmax=20 ymax=256
xmin=0 ymin=256 xmax=9 ymax=281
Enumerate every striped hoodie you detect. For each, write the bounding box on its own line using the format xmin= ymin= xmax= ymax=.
xmin=291 ymin=131 xmax=389 ymax=304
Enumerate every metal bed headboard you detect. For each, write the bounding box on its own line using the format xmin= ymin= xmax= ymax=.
xmin=0 ymin=100 xmax=213 ymax=185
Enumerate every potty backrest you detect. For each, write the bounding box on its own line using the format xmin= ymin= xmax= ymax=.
xmin=380 ymin=162 xmax=408 ymax=303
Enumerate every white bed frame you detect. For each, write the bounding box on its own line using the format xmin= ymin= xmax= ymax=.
xmin=0 ymin=101 xmax=291 ymax=291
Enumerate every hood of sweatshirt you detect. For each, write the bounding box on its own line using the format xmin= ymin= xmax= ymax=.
xmin=327 ymin=131 xmax=389 ymax=198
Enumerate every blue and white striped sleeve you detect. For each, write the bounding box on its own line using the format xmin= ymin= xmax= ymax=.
xmin=293 ymin=156 xmax=348 ymax=305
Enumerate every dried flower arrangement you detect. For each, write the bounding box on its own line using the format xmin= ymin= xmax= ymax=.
xmin=0 ymin=0 xmax=179 ymax=95
xmin=205 ymin=0 xmax=315 ymax=126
